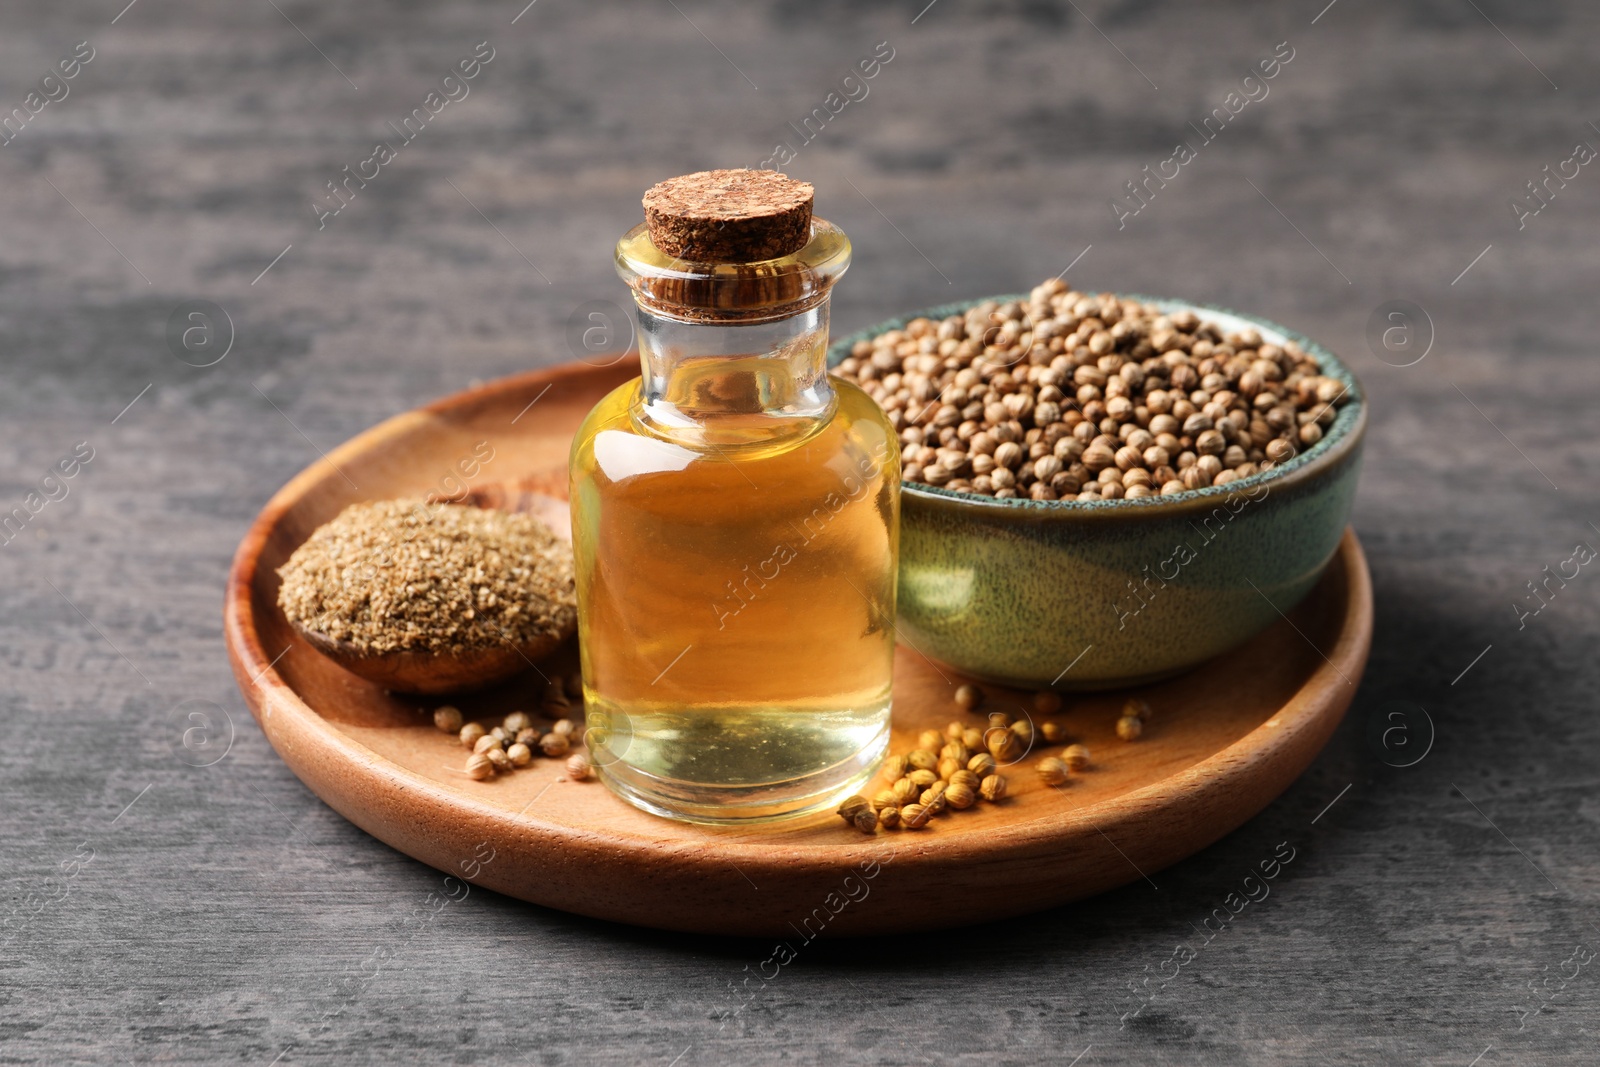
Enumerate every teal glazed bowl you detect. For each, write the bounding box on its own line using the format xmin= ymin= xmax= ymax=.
xmin=828 ymin=295 xmax=1366 ymax=689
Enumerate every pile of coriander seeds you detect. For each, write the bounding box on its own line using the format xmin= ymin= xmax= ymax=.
xmin=840 ymin=683 xmax=1152 ymax=834
xmin=832 ymin=278 xmax=1353 ymax=501
xmin=433 ymin=673 xmax=596 ymax=783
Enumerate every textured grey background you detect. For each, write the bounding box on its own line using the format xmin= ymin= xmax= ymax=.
xmin=3 ymin=0 xmax=1598 ymax=1064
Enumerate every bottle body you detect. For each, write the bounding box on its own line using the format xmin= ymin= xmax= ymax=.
xmin=569 ymin=217 xmax=898 ymax=822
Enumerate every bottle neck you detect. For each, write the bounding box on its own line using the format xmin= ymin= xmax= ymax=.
xmin=633 ymin=300 xmax=836 ymax=447
xmin=614 ymin=217 xmax=852 ymax=449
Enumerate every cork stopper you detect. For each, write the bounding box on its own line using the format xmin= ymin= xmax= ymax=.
xmin=643 ymin=169 xmax=814 ymax=263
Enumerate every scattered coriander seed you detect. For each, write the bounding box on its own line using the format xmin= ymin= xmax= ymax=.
xmin=944 ymin=781 xmax=977 ymax=810
xmin=908 ymin=768 xmax=939 ymax=790
xmin=507 ymin=742 xmax=533 ymax=767
xmin=945 ymin=721 xmax=966 ymax=740
xmin=878 ymin=806 xmax=902 ymax=829
xmin=485 ymin=747 xmax=512 ymax=773
xmin=987 ymin=711 xmax=1011 ymax=729
xmin=540 ymin=731 xmax=572 ymax=757
xmin=433 ymin=705 xmax=463 ymax=734
xmin=920 ymin=782 xmax=949 ymax=815
xmin=503 ymin=711 xmax=532 ymax=736
xmin=1036 ymin=757 xmax=1069 ymax=786
xmin=891 ymin=778 xmax=920 ymax=806
xmin=986 ymin=730 xmax=1017 ymax=761
xmin=1116 ymin=715 xmax=1144 ymax=741
xmin=949 ymin=768 xmax=981 ymax=791
xmin=873 ymin=788 xmax=900 ymax=811
xmin=515 ymin=727 xmax=539 ymax=747
xmin=465 ymin=752 xmax=495 ymax=780
xmin=961 ymin=727 xmax=985 ymax=752
xmin=901 ymin=803 xmax=931 ymax=829
xmin=884 ymin=754 xmax=910 ymax=781
xmin=1063 ymin=744 xmax=1092 ymax=771
xmin=473 ymin=733 xmax=501 ymax=755
xmin=937 ymin=757 xmax=963 ymax=781
xmin=459 ymin=722 xmax=486 ymax=749
xmin=968 ymin=753 xmax=997 ymax=778
xmin=1123 ymin=698 xmax=1153 ymax=721
xmin=852 ymin=808 xmax=879 ymax=835
xmin=838 ymin=795 xmax=872 ymax=823
xmin=566 ymin=752 xmax=593 ymax=780
xmin=980 ymin=774 xmax=1008 ymax=802
xmin=490 ymin=726 xmax=508 ymax=743
xmin=1032 ymin=691 xmax=1063 ymax=715
xmin=552 ymin=718 xmax=576 ymax=736
xmin=939 ymin=741 xmax=971 ymax=764
xmin=954 ymin=683 xmax=984 ymax=711
xmin=907 ymin=748 xmax=938 ymax=771
xmin=1010 ymin=719 xmax=1034 ymax=745
xmin=1041 ymin=722 xmax=1067 ymax=744
xmin=918 ymin=729 xmax=944 ymax=752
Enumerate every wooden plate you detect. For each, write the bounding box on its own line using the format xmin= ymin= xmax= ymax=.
xmin=225 ymin=361 xmax=1372 ymax=937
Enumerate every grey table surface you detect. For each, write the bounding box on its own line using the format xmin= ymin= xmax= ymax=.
xmin=3 ymin=0 xmax=1599 ymax=1063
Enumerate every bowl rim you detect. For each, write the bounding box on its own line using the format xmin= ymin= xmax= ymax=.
xmin=828 ymin=292 xmax=1366 ymax=522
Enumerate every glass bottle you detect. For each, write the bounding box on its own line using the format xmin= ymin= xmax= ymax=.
xmin=569 ymin=171 xmax=899 ymax=824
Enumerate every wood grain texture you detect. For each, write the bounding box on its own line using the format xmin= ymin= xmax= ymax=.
xmin=223 ymin=362 xmax=1371 ymax=937
xmin=5 ymin=0 xmax=1600 ymax=1063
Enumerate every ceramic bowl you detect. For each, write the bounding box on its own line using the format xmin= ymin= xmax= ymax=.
xmin=828 ymin=294 xmax=1366 ymax=690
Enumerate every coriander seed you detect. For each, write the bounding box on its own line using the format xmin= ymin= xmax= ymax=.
xmin=507 ymin=742 xmax=533 ymax=767
xmin=540 ymin=731 xmax=571 ymax=757
xmin=1123 ymin=698 xmax=1153 ymax=721
xmin=473 ymin=733 xmax=501 ymax=755
xmin=503 ymin=711 xmax=532 ymax=736
xmin=873 ymin=788 xmax=900 ymax=811
xmin=1063 ymin=744 xmax=1092 ymax=771
xmin=853 ymin=808 xmax=879 ymax=835
xmin=1116 ymin=715 xmax=1144 ymax=741
xmin=838 ymin=795 xmax=871 ymax=823
xmin=901 ymin=803 xmax=931 ymax=829
xmin=907 ymin=748 xmax=938 ymax=772
xmin=485 ymin=747 xmax=512 ymax=773
xmin=918 ymin=729 xmax=943 ymax=752
xmin=878 ymin=806 xmax=902 ymax=829
xmin=920 ymin=781 xmax=949 ymax=814
xmin=908 ymin=768 xmax=939 ymax=790
xmin=937 ymin=757 xmax=963 ymax=781
xmin=968 ymin=752 xmax=997 ymax=779
xmin=433 ymin=706 xmax=463 ymax=734
xmin=566 ymin=752 xmax=593 ymax=780
xmin=944 ymin=781 xmax=976 ymax=810
xmin=465 ymin=752 xmax=495 ymax=780
xmin=1032 ymin=691 xmax=1063 ymax=715
xmin=884 ymin=754 xmax=909 ymax=781
xmin=891 ymin=778 xmax=920 ymax=806
xmin=1036 ymin=757 xmax=1069 ymax=786
xmin=949 ymin=768 xmax=981 ymax=791
xmin=954 ymin=683 xmax=984 ymax=711
xmin=459 ymin=722 xmax=486 ymax=749
xmin=980 ymin=774 xmax=1008 ymax=802
xmin=1041 ymin=722 xmax=1067 ymax=744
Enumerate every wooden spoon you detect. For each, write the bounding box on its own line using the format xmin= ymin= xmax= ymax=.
xmin=287 ymin=483 xmax=575 ymax=696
